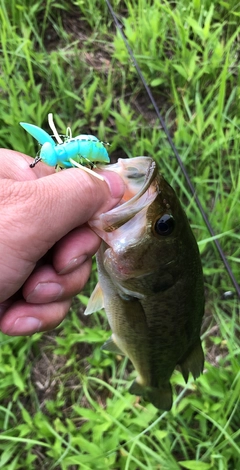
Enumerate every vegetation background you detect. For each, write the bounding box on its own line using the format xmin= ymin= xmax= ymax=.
xmin=0 ymin=0 xmax=239 ymax=468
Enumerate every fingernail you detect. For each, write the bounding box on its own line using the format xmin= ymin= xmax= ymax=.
xmin=100 ymin=171 xmax=125 ymax=199
xmin=26 ymin=282 xmax=63 ymax=303
xmin=58 ymin=254 xmax=88 ymax=275
xmin=6 ymin=317 xmax=42 ymax=336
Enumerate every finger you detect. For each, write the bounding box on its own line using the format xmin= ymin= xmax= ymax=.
xmin=22 ymin=260 xmax=92 ymax=303
xmin=0 ymin=163 xmax=124 ymax=301
xmin=1 ymin=167 xmax=125 ymax=261
xmin=52 ymin=225 xmax=100 ymax=274
xmin=33 ymin=167 xmax=125 ymax=237
xmin=0 ymin=300 xmax=14 ymax=319
xmin=0 ymin=150 xmax=54 ymax=180
xmin=0 ymin=299 xmax=72 ymax=336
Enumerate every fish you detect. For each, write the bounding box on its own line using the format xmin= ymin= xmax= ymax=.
xmin=85 ymin=157 xmax=205 ymax=411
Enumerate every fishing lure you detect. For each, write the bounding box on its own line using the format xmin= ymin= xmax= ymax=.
xmin=20 ymin=113 xmax=110 ymax=179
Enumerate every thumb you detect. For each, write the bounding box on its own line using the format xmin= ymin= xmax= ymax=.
xmin=2 ymin=167 xmax=125 ymax=260
xmin=36 ymin=167 xmax=125 ymax=241
xmin=0 ymin=166 xmax=125 ymax=301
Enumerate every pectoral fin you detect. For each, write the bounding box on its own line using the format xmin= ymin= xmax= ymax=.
xmin=84 ymin=283 xmax=104 ymax=315
xmin=179 ymin=339 xmax=204 ymax=383
xmin=101 ymin=336 xmax=124 ymax=355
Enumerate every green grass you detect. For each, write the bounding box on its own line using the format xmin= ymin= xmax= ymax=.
xmin=0 ymin=0 xmax=239 ymax=468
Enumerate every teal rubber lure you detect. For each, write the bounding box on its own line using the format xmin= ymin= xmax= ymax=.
xmin=20 ymin=114 xmax=110 ymax=169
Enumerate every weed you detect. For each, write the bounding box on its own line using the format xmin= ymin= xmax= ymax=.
xmin=0 ymin=0 xmax=239 ymax=469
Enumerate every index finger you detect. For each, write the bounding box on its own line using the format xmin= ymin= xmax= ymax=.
xmin=0 ymin=150 xmax=55 ymax=180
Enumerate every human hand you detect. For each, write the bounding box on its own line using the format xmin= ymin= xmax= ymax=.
xmin=0 ymin=150 xmax=125 ymax=336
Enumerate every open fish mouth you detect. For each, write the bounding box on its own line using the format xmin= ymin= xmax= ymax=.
xmin=91 ymin=157 xmax=159 ymax=234
xmin=103 ymin=156 xmax=157 ymax=203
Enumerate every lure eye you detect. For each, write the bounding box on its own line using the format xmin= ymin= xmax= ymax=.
xmin=154 ymin=214 xmax=175 ymax=236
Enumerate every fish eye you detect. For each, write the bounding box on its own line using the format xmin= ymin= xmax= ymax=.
xmin=154 ymin=214 xmax=175 ymax=236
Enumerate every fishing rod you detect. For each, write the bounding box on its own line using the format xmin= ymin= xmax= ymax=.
xmin=105 ymin=0 xmax=240 ymax=300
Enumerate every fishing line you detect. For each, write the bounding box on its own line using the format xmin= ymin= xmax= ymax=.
xmin=105 ymin=0 xmax=240 ymax=300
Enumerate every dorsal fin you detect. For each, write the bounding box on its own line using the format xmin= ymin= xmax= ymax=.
xmin=179 ymin=339 xmax=204 ymax=383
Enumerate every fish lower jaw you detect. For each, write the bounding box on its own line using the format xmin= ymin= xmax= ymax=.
xmin=104 ymin=250 xmax=134 ymax=279
xmin=104 ymin=249 xmax=153 ymax=282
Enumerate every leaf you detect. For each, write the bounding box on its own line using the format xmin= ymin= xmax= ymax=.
xmin=179 ymin=461 xmax=212 ymax=470
xmin=12 ymin=370 xmax=25 ymax=391
xmin=72 ymin=406 xmax=102 ymax=422
xmin=172 ymin=64 xmax=188 ymax=80
xmin=72 ymin=435 xmax=102 ymax=455
xmin=0 ymin=445 xmax=17 ymax=467
xmin=151 ymin=78 xmax=164 ymax=87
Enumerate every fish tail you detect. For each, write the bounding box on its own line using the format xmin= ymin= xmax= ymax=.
xmin=179 ymin=339 xmax=204 ymax=383
xmin=129 ymin=380 xmax=172 ymax=411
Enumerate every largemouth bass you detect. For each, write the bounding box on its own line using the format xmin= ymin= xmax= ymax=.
xmin=86 ymin=157 xmax=205 ymax=410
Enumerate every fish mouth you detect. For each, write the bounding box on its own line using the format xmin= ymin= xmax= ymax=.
xmin=91 ymin=157 xmax=158 ymax=233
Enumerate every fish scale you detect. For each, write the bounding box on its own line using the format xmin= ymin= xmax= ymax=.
xmin=86 ymin=157 xmax=204 ymax=410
